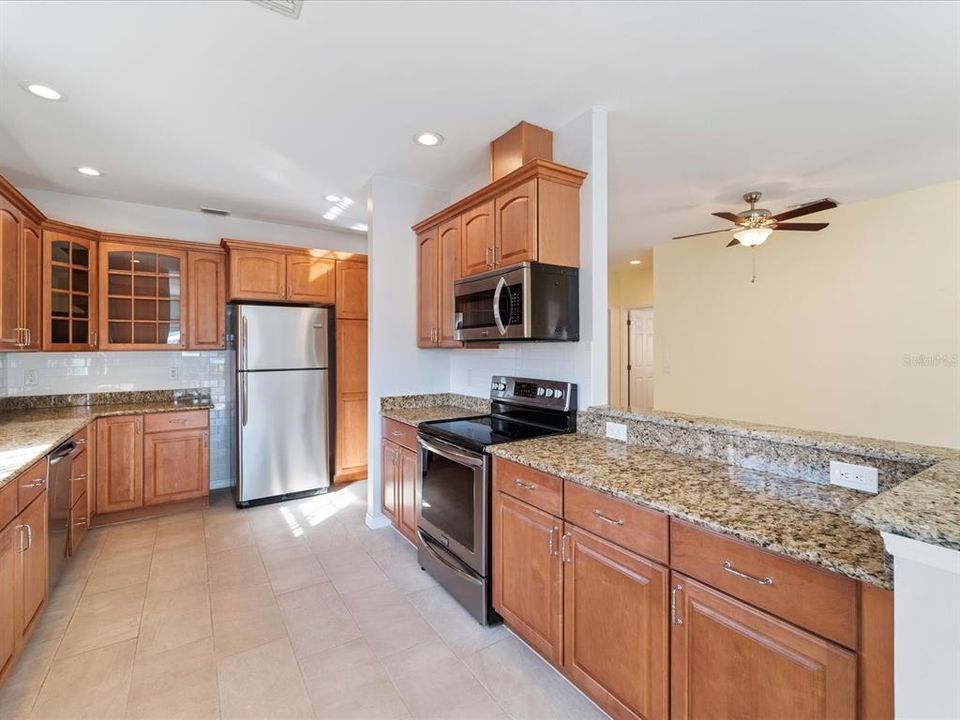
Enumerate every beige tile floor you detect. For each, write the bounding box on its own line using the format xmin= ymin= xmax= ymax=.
xmin=0 ymin=482 xmax=607 ymax=720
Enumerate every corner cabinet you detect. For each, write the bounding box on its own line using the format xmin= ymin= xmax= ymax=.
xmin=42 ymin=226 xmax=99 ymax=351
xmin=98 ymin=242 xmax=187 ymax=350
xmin=187 ymin=250 xmax=226 ymax=349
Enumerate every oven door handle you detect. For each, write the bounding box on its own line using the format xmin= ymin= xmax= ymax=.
xmin=417 ymin=435 xmax=486 ymax=469
xmin=492 ymin=276 xmax=509 ymax=336
xmin=418 ymin=530 xmax=483 ymax=587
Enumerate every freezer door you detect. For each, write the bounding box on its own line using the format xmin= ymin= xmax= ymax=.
xmin=238 ymin=305 xmax=329 ymax=370
xmin=237 ymin=368 xmax=331 ymax=503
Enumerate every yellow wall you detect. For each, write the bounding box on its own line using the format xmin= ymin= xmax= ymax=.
xmin=609 ymin=260 xmax=654 ymax=308
xmin=653 ymin=181 xmax=960 ymax=448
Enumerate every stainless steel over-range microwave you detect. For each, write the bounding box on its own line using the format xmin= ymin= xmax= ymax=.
xmin=453 ymin=262 xmax=579 ymax=342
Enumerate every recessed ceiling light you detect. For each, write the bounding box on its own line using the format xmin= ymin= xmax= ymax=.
xmin=629 ymin=259 xmax=642 ymax=265
xmin=322 ymin=211 xmax=338 ymax=221
xmin=351 ymin=223 xmax=368 ymax=232
xmin=74 ymin=166 xmax=102 ymax=177
xmin=415 ymin=132 xmax=444 ymax=147
xmin=324 ymin=194 xmax=341 ymax=203
xmin=21 ymin=82 xmax=64 ymax=101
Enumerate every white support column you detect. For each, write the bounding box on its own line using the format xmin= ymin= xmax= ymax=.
xmin=881 ymin=532 xmax=960 ymax=720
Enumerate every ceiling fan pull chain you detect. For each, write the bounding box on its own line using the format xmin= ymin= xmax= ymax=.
xmin=751 ymin=249 xmax=757 ymax=284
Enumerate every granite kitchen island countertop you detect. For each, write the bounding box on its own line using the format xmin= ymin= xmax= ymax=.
xmin=489 ymin=433 xmax=894 ymax=588
xmin=0 ymin=400 xmax=213 ymax=490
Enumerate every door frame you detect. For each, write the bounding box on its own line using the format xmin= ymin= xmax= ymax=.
xmin=621 ymin=305 xmax=653 ymax=411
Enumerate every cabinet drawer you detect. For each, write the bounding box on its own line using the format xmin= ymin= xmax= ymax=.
xmin=144 ymin=410 xmax=208 ymax=434
xmin=0 ymin=478 xmax=16 ymax=530
xmin=69 ymin=492 xmax=89 ymax=555
xmin=382 ymin=417 xmax=418 ymax=451
xmin=670 ymin=520 xmax=859 ymax=648
xmin=16 ymin=457 xmax=48 ymax=513
xmin=70 ymin=448 xmax=89 ymax=508
xmin=563 ymin=481 xmax=668 ymax=564
xmin=493 ymin=458 xmax=562 ymax=516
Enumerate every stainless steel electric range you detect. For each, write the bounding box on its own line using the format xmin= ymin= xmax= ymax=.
xmin=416 ymin=376 xmax=577 ymax=625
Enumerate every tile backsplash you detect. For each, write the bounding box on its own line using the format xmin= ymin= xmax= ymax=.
xmin=0 ymin=351 xmax=236 ymax=490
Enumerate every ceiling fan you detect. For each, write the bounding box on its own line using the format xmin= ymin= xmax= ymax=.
xmin=673 ymin=192 xmax=837 ymax=247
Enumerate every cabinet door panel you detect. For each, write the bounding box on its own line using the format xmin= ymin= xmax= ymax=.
xmin=287 ymin=256 xmax=335 ymax=304
xmin=335 ymin=259 xmax=367 ymax=319
xmin=0 ymin=200 xmax=22 ymax=350
xmin=143 ymin=429 xmax=208 ymax=505
xmin=43 ymin=230 xmax=98 ymax=351
xmin=335 ymin=318 xmax=367 ymax=482
xmin=564 ymin=525 xmax=668 ymax=720
xmin=670 ymin=574 xmax=856 ymax=720
xmin=437 ymin=217 xmax=461 ymax=347
xmin=19 ymin=492 xmax=47 ymax=639
xmin=492 ymin=491 xmax=563 ymax=665
xmin=96 ymin=416 xmax=144 ymax=514
xmin=0 ymin=522 xmax=17 ymax=678
xmin=381 ymin=439 xmax=399 ymax=522
xmin=495 ymin=179 xmax=537 ymax=267
xmin=398 ymin=446 xmax=418 ymax=543
xmin=417 ymin=228 xmax=438 ymax=347
xmin=188 ymin=251 xmax=225 ymax=349
xmin=228 ymin=249 xmax=286 ymax=301
xmin=461 ymin=202 xmax=494 ymax=278
xmin=69 ymin=493 xmax=90 ymax=555
xmin=20 ymin=219 xmax=42 ymax=350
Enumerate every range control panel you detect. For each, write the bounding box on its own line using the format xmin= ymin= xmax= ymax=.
xmin=489 ymin=376 xmax=576 ymax=412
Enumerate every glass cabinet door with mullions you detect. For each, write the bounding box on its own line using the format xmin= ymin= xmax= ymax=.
xmin=98 ymin=242 xmax=187 ymax=350
xmin=43 ymin=230 xmax=98 ymax=351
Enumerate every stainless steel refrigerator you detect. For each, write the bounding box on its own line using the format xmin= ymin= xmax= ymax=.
xmin=235 ymin=304 xmax=333 ymax=506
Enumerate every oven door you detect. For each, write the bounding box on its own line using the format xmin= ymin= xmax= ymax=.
xmin=417 ymin=434 xmax=489 ymax=575
xmin=454 ymin=263 xmax=531 ymax=341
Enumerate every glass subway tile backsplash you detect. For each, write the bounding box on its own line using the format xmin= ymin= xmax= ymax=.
xmin=0 ymin=351 xmax=235 ymax=490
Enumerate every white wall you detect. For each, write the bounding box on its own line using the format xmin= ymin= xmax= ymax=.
xmin=365 ymin=176 xmax=452 ymax=527
xmin=21 ymin=188 xmax=367 ymax=253
xmin=449 ymin=107 xmax=609 ymax=407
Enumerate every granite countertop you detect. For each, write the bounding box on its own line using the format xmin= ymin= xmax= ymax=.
xmin=489 ymin=433 xmax=893 ymax=588
xmin=381 ymin=405 xmax=485 ymax=426
xmin=380 ymin=392 xmax=491 ymax=428
xmin=0 ymin=401 xmax=214 ymax=489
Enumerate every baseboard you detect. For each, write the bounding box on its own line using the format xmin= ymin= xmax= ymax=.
xmin=365 ymin=512 xmax=392 ymax=530
xmin=210 ymin=478 xmax=235 ymax=491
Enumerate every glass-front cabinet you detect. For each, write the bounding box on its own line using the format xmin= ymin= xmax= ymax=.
xmin=43 ymin=229 xmax=98 ymax=351
xmin=98 ymin=242 xmax=187 ymax=350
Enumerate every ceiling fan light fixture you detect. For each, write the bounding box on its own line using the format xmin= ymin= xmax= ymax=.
xmin=734 ymin=227 xmax=772 ymax=247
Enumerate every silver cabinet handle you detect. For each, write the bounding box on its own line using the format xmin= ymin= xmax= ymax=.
xmin=548 ymin=526 xmax=558 ymax=556
xmin=485 ymin=246 xmax=493 ymax=268
xmin=75 ymin=438 xmax=86 ymax=446
xmin=722 ymin=560 xmax=774 ymax=586
xmin=560 ymin=532 xmax=571 ymax=564
xmin=592 ymin=509 xmax=624 ymax=526
xmin=22 ymin=478 xmax=45 ymax=489
xmin=90 ymin=330 xmax=97 ymax=347
xmin=15 ymin=525 xmax=27 ymax=553
xmin=168 ymin=418 xmax=188 ymax=425
xmin=24 ymin=524 xmax=32 ymax=550
xmin=74 ymin=517 xmax=88 ymax=527
xmin=513 ymin=479 xmax=536 ymax=491
xmin=671 ymin=584 xmax=683 ymax=625
xmin=74 ymin=473 xmax=88 ymax=482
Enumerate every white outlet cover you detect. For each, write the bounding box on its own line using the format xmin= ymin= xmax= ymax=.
xmin=24 ymin=369 xmax=38 ymax=386
xmin=606 ymin=422 xmax=628 ymax=441
xmin=168 ymin=367 xmax=180 ymax=380
xmin=829 ymin=460 xmax=879 ymax=494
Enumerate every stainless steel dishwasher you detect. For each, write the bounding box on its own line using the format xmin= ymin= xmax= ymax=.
xmin=47 ymin=440 xmax=78 ymax=590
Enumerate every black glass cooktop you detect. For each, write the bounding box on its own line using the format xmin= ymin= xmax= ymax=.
xmin=419 ymin=415 xmax=569 ymax=453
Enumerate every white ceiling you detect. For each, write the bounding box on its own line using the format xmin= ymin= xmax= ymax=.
xmin=1 ymin=1 xmax=957 ymax=267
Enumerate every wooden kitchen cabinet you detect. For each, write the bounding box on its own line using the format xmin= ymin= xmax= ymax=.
xmin=0 ymin=194 xmax=42 ymax=351
xmin=17 ymin=492 xmax=47 ymax=644
xmin=226 ymin=247 xmax=287 ymax=302
xmin=437 ymin=217 xmax=462 ymax=347
xmin=398 ymin=446 xmax=418 ymax=544
xmin=564 ymin=524 xmax=668 ymax=720
xmin=495 ymin=179 xmax=538 ymax=267
xmin=461 ymin=202 xmax=495 ymax=278
xmin=42 ymin=225 xmax=99 ymax=351
xmin=670 ymin=574 xmax=857 ymax=720
xmin=187 ymin=249 xmax=225 ymax=349
xmin=69 ymin=494 xmax=89 ymax=556
xmin=286 ymin=255 xmax=335 ymax=304
xmin=143 ymin=427 xmax=209 ymax=505
xmin=335 ymin=318 xmax=368 ymax=483
xmin=0 ymin=521 xmax=18 ymax=679
xmin=335 ymin=258 xmax=368 ymax=319
xmin=492 ymin=490 xmax=564 ymax=666
xmin=381 ymin=438 xmax=400 ymax=523
xmin=416 ymin=227 xmax=439 ymax=347
xmin=96 ymin=415 xmax=144 ymax=514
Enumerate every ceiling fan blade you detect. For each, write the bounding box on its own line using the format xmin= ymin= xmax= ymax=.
xmin=726 ymin=238 xmax=741 ymax=247
xmin=774 ymin=222 xmax=829 ymax=231
xmin=771 ymin=199 xmax=837 ymax=222
xmin=672 ymin=228 xmax=733 ymax=240
xmin=711 ymin=211 xmax=740 ymax=223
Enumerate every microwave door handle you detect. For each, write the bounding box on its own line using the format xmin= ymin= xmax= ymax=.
xmin=417 ymin=436 xmax=485 ymax=469
xmin=492 ymin=276 xmax=508 ymax=336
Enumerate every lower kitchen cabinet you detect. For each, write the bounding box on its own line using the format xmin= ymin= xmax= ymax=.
xmin=0 ymin=521 xmax=18 ymax=678
xmin=397 ymin=446 xmax=418 ymax=544
xmin=96 ymin=415 xmax=143 ymax=514
xmin=563 ymin=525 xmax=668 ymax=720
xmin=670 ymin=574 xmax=857 ymax=720
xmin=69 ymin=493 xmax=89 ymax=555
xmin=17 ymin=492 xmax=47 ymax=645
xmin=381 ymin=438 xmax=400 ymax=524
xmin=143 ymin=428 xmax=209 ymax=505
xmin=492 ymin=491 xmax=564 ymax=666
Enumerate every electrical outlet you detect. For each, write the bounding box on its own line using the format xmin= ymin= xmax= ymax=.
xmin=830 ymin=460 xmax=879 ymax=494
xmin=606 ymin=422 xmax=628 ymax=441
xmin=663 ymin=352 xmax=672 ymax=376
xmin=168 ymin=367 xmax=180 ymax=381
xmin=23 ymin=369 xmax=38 ymax=387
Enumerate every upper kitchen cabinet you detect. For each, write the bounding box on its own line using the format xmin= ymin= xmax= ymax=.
xmin=0 ymin=180 xmax=44 ymax=352
xmin=417 ymin=227 xmax=439 ymax=348
xmin=495 ymin=178 xmax=538 ymax=267
xmin=461 ymin=202 xmax=495 ymax=278
xmin=437 ymin=217 xmax=462 ymax=347
xmin=287 ymin=255 xmax=335 ymax=304
xmin=490 ymin=121 xmax=553 ymax=181
xmin=335 ymin=258 xmax=368 ymax=319
xmin=225 ymin=245 xmax=287 ymax=301
xmin=42 ymin=222 xmax=99 ymax=351
xmin=98 ymin=240 xmax=187 ymax=350
xmin=187 ymin=249 xmax=226 ymax=350
xmin=222 ymin=239 xmax=338 ymax=305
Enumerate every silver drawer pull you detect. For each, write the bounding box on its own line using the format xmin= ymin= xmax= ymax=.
xmin=592 ymin=509 xmax=624 ymax=526
xmin=22 ymin=478 xmax=45 ymax=489
xmin=75 ymin=438 xmax=86 ymax=446
xmin=169 ymin=419 xmax=188 ymax=425
xmin=513 ymin=479 xmax=536 ymax=491
xmin=671 ymin=584 xmax=683 ymax=625
xmin=722 ymin=560 xmax=774 ymax=586
xmin=74 ymin=517 xmax=88 ymax=527
xmin=74 ymin=473 xmax=88 ymax=481
xmin=390 ymin=431 xmax=404 ymax=438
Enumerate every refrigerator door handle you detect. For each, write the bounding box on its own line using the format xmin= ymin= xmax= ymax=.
xmin=241 ymin=373 xmax=249 ymax=427
xmin=242 ymin=316 xmax=249 ymax=370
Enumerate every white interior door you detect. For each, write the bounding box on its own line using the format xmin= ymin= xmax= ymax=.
xmin=627 ymin=308 xmax=654 ymax=411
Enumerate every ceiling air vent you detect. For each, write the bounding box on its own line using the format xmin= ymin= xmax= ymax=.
xmin=250 ymin=0 xmax=303 ymax=19
xmin=200 ymin=207 xmax=231 ymax=217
